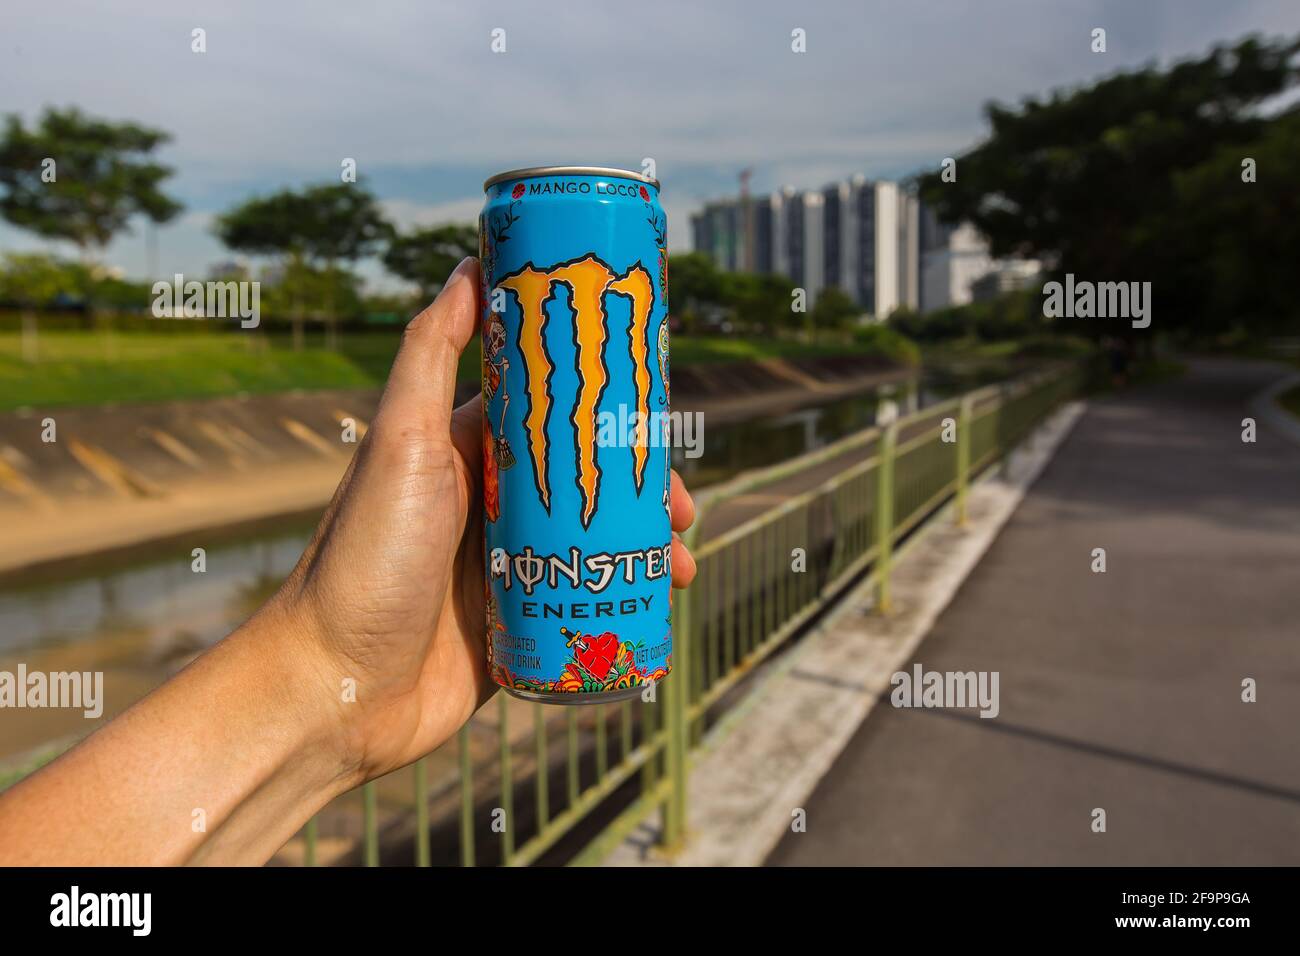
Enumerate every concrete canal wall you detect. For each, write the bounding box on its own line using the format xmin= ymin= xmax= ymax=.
xmin=0 ymin=355 xmax=908 ymax=573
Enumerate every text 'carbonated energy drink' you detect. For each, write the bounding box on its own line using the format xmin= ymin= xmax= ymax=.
xmin=479 ymin=166 xmax=672 ymax=704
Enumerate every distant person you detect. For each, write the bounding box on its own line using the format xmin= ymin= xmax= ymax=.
xmin=0 ymin=258 xmax=697 ymax=866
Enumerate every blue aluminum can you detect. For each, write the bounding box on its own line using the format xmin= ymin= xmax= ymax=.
xmin=479 ymin=166 xmax=671 ymax=704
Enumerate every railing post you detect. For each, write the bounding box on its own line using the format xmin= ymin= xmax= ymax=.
xmin=534 ymin=705 xmax=549 ymax=828
xmin=662 ymin=583 xmax=690 ymax=851
xmin=362 ymin=781 xmax=379 ymax=867
xmin=414 ymin=756 xmax=429 ymax=867
xmin=459 ymin=723 xmax=475 ymax=867
xmin=640 ymin=689 xmax=658 ymax=794
xmin=955 ymin=394 xmax=972 ymax=527
xmin=566 ymin=709 xmax=579 ymax=807
xmin=499 ymin=693 xmax=514 ymax=865
xmin=304 ymin=817 xmax=318 ymax=867
xmin=874 ymin=419 xmax=898 ymax=614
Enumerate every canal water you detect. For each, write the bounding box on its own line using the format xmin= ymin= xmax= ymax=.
xmin=0 ymin=372 xmax=971 ymax=763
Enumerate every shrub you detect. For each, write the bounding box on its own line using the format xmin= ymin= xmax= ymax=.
xmin=852 ymin=323 xmax=922 ymax=367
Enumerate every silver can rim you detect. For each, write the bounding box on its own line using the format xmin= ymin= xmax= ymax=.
xmin=501 ymin=681 xmax=656 ymax=706
xmin=483 ymin=165 xmax=660 ymax=192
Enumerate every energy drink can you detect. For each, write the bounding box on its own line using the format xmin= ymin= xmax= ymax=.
xmin=479 ymin=166 xmax=672 ymax=705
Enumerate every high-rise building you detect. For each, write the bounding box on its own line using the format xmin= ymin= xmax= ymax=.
xmin=898 ymin=190 xmax=920 ymax=313
xmin=792 ymin=191 xmax=825 ymax=304
xmin=823 ymin=176 xmax=876 ymax=311
xmin=689 ymin=174 xmax=923 ymax=316
xmin=751 ymin=193 xmax=777 ymax=275
xmin=822 ymin=183 xmax=842 ymax=291
xmin=872 ymin=181 xmax=900 ymax=318
xmin=920 ymin=220 xmax=995 ymax=312
xmin=690 ymin=201 xmax=741 ymax=273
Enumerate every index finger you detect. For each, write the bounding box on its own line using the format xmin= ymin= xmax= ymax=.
xmin=670 ymin=469 xmax=695 ymax=534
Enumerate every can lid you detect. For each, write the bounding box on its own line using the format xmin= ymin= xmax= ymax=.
xmin=483 ymin=166 xmax=660 ymax=192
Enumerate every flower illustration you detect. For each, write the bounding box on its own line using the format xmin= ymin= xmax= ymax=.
xmin=483 ymin=414 xmax=501 ymax=522
xmin=511 ymin=182 xmax=526 ymax=199
xmin=557 ymin=665 xmax=585 ymax=692
xmin=639 ymin=185 xmax=650 ymax=201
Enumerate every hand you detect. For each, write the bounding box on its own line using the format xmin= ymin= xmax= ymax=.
xmin=0 ymin=255 xmax=696 ymax=866
xmin=269 ymin=256 xmax=698 ymax=788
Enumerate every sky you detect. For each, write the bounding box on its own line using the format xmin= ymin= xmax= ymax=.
xmin=2 ymin=0 xmax=1297 ymax=290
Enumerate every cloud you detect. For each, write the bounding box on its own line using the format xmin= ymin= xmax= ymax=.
xmin=2 ymin=0 xmax=1296 ymax=281
xmin=380 ymin=197 xmax=483 ymax=232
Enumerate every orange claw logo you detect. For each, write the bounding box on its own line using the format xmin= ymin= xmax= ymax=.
xmin=496 ymin=254 xmax=658 ymax=528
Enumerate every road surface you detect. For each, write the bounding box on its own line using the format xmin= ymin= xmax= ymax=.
xmin=768 ymin=358 xmax=1300 ymax=865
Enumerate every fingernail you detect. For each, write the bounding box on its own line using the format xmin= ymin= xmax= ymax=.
xmin=440 ymin=257 xmax=476 ymax=296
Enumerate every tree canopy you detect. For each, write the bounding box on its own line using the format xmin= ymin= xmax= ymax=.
xmin=917 ymin=34 xmax=1300 ymax=337
xmin=0 ymin=252 xmax=76 ymax=306
xmin=0 ymin=107 xmax=182 ymax=255
xmin=215 ymin=182 xmax=391 ymax=265
xmin=382 ymin=223 xmax=477 ymax=301
xmin=811 ymin=286 xmax=861 ymax=333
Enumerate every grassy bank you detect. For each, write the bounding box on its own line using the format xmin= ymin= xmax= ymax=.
xmin=0 ymin=329 xmax=912 ymax=410
xmin=0 ymin=331 xmax=422 ymax=409
xmin=673 ymin=331 xmax=913 ymax=365
xmin=920 ymin=335 xmax=1096 ymax=364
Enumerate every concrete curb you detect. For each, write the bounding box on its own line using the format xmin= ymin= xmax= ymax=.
xmin=599 ymin=400 xmax=1088 ymax=866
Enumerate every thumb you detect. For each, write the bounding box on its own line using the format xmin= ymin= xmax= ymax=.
xmin=378 ymin=256 xmax=480 ymax=433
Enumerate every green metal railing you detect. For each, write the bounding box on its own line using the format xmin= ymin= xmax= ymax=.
xmin=312 ymin=361 xmax=1081 ymax=867
xmin=0 ymin=363 xmax=1080 ymax=865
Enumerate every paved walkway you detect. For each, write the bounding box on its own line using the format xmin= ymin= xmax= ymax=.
xmin=768 ymin=359 xmax=1300 ymax=865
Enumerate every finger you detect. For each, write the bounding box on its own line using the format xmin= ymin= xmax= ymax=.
xmin=671 ymin=532 xmax=697 ymax=589
xmin=448 ymin=396 xmax=484 ymax=496
xmin=669 ymin=469 xmax=695 ymax=533
xmin=377 ymin=256 xmax=479 ymax=434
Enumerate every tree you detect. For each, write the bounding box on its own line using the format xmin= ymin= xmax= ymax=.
xmin=1169 ymin=105 xmax=1300 ymax=336
xmin=0 ymin=108 xmax=182 ymax=330
xmin=0 ymin=253 xmax=67 ymax=362
xmin=216 ymin=182 xmax=390 ymax=349
xmin=297 ymin=183 xmax=390 ymax=349
xmin=382 ymin=223 xmax=477 ymax=302
xmin=217 ymin=190 xmax=313 ymax=348
xmin=0 ymin=107 xmax=182 ymax=256
xmin=262 ymin=259 xmax=362 ymax=328
xmin=665 ymin=251 xmax=727 ymax=333
xmin=724 ymin=272 xmax=796 ymax=335
xmin=916 ymin=35 xmax=1300 ymax=340
xmin=809 ymin=286 xmax=861 ymax=340
xmin=214 ymin=190 xmax=309 ymax=259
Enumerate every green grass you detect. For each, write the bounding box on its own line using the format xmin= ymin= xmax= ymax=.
xmin=670 ymin=335 xmax=889 ymax=365
xmin=0 ymin=331 xmax=404 ymax=409
xmin=921 ymin=339 xmax=1023 ymax=362
xmin=0 ymin=330 xmax=907 ymax=410
xmin=0 ymin=330 xmax=491 ymax=409
xmin=921 ymin=335 xmax=1096 ymax=363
